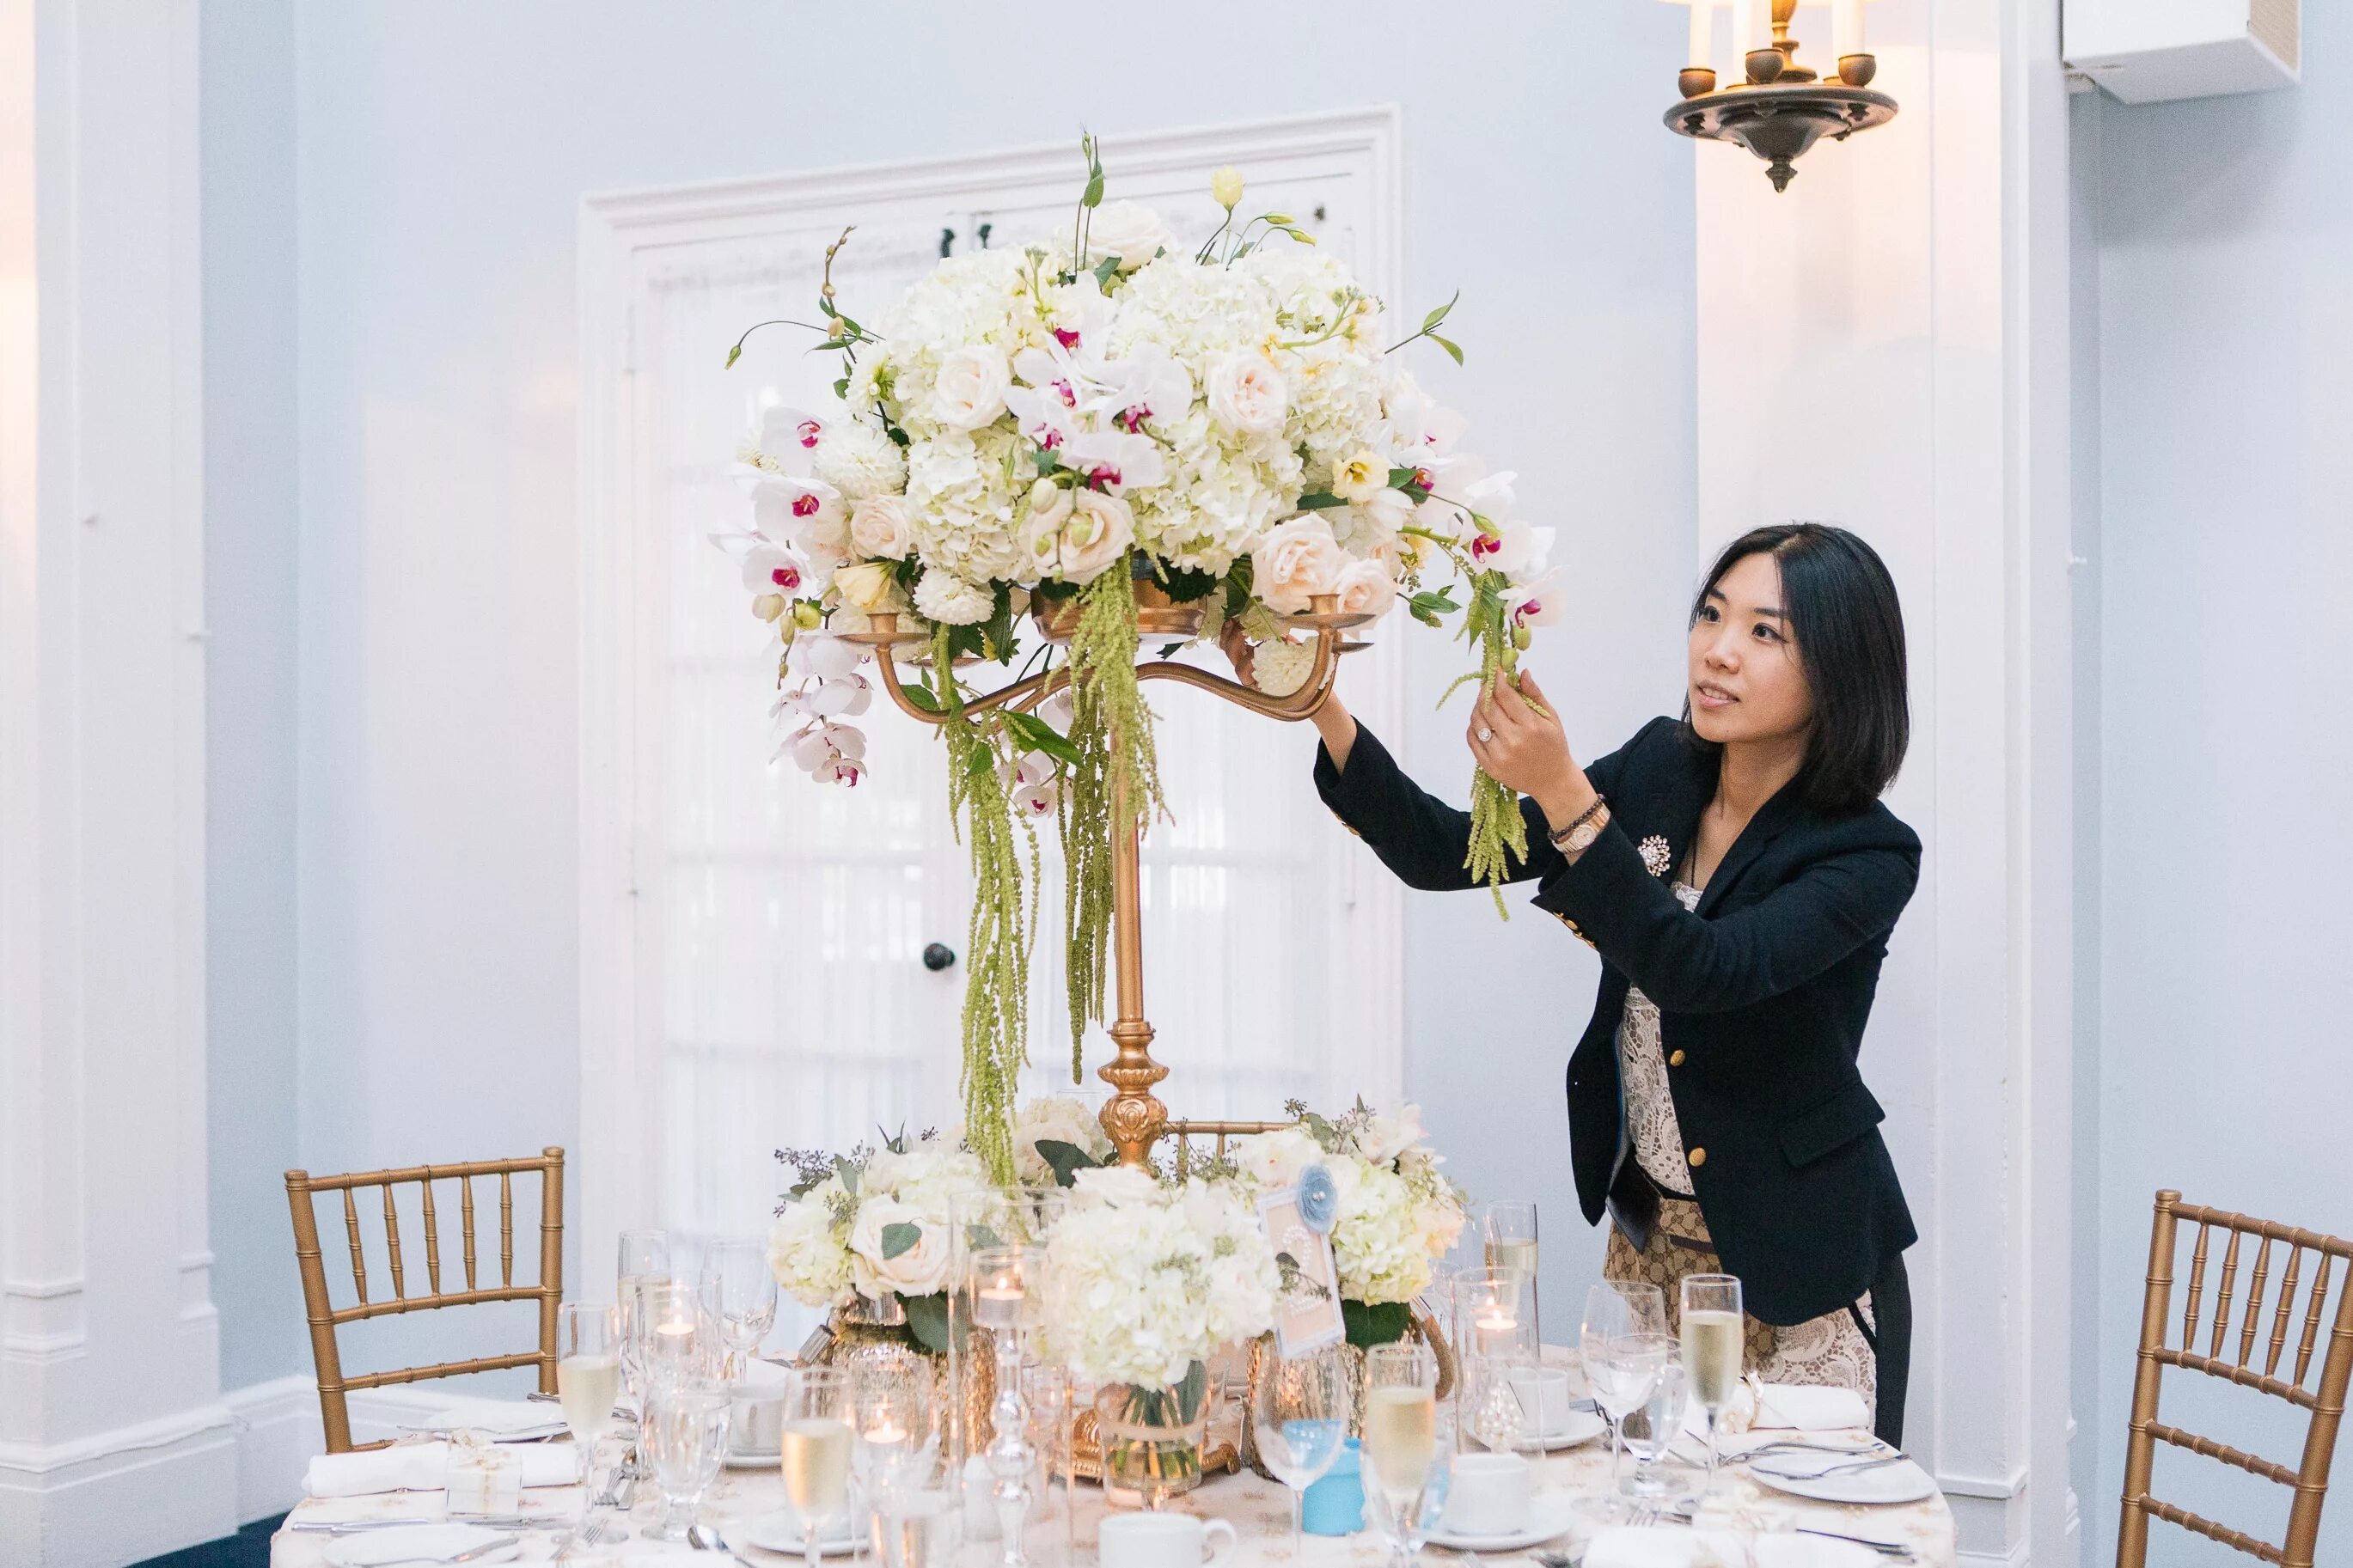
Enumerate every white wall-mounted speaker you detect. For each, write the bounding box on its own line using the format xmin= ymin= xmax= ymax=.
xmin=2064 ymin=0 xmax=2298 ymax=104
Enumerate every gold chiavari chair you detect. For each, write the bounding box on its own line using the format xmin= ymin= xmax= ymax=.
xmin=284 ymin=1147 xmax=566 ymax=1453
xmin=2118 ymin=1189 xmax=2353 ymax=1567
xmin=1164 ymin=1117 xmax=1296 ymax=1180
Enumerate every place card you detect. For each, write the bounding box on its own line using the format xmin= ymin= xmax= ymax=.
xmin=1259 ymin=1187 xmax=1345 ymax=1357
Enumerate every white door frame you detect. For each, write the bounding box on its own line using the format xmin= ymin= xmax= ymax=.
xmin=575 ymin=107 xmax=1409 ymax=1282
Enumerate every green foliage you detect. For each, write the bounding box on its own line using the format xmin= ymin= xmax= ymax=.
xmin=879 ymin=1222 xmax=921 ymax=1260
xmin=1034 ymin=1138 xmax=1108 ymax=1187
xmin=1342 ymin=1298 xmax=1413 ymax=1348
xmin=902 ymin=1292 xmax=952 ymax=1355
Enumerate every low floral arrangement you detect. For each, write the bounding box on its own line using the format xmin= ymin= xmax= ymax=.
xmin=721 ymin=140 xmax=1562 ymax=1181
xmin=767 ymin=1129 xmax=986 ymax=1352
xmin=1214 ymin=1100 xmax=1467 ymax=1346
xmin=1009 ymin=1094 xmax=1117 ymax=1187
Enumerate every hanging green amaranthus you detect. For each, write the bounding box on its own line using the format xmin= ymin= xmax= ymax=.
xmin=1433 ymin=552 xmax=1544 ymax=918
xmin=1058 ymin=564 xmax=1164 ymax=1076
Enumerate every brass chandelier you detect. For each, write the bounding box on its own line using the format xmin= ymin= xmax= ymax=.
xmin=1665 ymin=0 xmax=1898 ymax=192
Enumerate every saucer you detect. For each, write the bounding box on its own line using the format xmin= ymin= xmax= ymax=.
xmin=1426 ymin=1490 xmax=1581 ymax=1551
xmin=1536 ymin=1410 xmax=1609 ymax=1450
xmin=723 ymin=1446 xmax=783 ymax=1470
xmin=740 ymin=1509 xmax=862 ymax=1557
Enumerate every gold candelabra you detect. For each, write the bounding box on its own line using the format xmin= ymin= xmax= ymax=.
xmin=840 ymin=584 xmax=1372 ymax=1167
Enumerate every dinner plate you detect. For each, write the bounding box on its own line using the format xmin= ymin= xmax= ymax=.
xmin=1426 ymin=1490 xmax=1582 ymax=1551
xmin=1745 ymin=1452 xmax=1938 ymax=1505
xmin=322 ymin=1523 xmax=521 ymax=1566
xmin=1535 ymin=1409 xmax=1610 ymax=1450
xmin=740 ymin=1508 xmax=863 ymax=1557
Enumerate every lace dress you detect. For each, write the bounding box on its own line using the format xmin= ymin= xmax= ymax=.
xmin=1604 ymin=882 xmax=1880 ymax=1406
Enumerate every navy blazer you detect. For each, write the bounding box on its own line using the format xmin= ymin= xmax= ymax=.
xmin=1313 ymin=716 xmax=1920 ymax=1326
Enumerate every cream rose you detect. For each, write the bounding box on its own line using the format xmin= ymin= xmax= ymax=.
xmin=1332 ymin=558 xmax=1397 ymax=622
xmin=932 ymin=345 xmax=1011 ymax=431
xmin=847 ymin=1197 xmax=955 ymax=1300
xmin=849 ymin=495 xmax=915 ymax=559
xmin=1251 ymin=515 xmax=1346 ymax=613
xmin=1086 ymin=200 xmax=1172 ymax=272
xmin=1018 ymin=481 xmax=1134 ymax=586
xmin=834 ymin=560 xmax=905 ymax=613
xmin=1207 ymin=354 xmax=1289 ymax=436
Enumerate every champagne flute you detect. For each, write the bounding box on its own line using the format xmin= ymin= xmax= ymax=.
xmin=785 ymin=1365 xmax=855 ymax=1568
xmin=1362 ymin=1344 xmax=1449 ymax=1568
xmin=557 ymin=1303 xmax=621 ymax=1490
xmin=1482 ymin=1202 xmax=1541 ymax=1345
xmin=700 ymin=1236 xmax=779 ymax=1381
xmin=1581 ymin=1282 xmax=1669 ymax=1520
xmin=640 ymin=1374 xmax=732 ymax=1541
xmin=1680 ymin=1274 xmax=1745 ymax=1492
xmin=616 ymin=1229 xmax=671 ymax=1412
xmin=1250 ymin=1343 xmax=1351 ymax=1558
xmin=1617 ymin=1348 xmax=1689 ymax=1500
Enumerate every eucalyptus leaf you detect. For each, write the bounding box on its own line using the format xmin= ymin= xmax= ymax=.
xmin=1092 ymin=255 xmax=1122 ymax=290
xmin=879 ymin=1222 xmax=922 ymax=1260
xmin=1293 ymin=491 xmax=1348 ymax=511
xmin=835 ymin=1156 xmax=860 ymax=1196
xmin=903 ymin=1292 xmax=952 ymax=1355
xmin=1033 ymin=1138 xmax=1104 ymax=1187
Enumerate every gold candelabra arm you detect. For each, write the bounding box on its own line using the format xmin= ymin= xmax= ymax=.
xmin=853 ymin=613 xmax=1072 ymax=725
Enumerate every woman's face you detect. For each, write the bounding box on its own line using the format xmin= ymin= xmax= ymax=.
xmin=1688 ymin=551 xmax=1814 ymax=747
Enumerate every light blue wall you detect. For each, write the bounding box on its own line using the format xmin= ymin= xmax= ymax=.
xmin=2081 ymin=9 xmax=2353 ymax=1559
xmin=202 ymin=0 xmax=304 ymax=1394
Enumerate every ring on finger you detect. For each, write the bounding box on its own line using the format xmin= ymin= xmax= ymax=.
xmin=1476 ymin=727 xmax=1494 ymax=743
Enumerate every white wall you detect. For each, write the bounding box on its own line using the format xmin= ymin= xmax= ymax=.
xmin=260 ymin=0 xmax=1698 ymax=1376
xmin=2079 ymin=7 xmax=2353 ymax=1561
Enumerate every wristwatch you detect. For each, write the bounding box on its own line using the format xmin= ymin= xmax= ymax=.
xmin=1548 ymin=796 xmax=1610 ymax=857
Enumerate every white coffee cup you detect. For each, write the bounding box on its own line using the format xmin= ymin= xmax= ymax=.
xmin=730 ymin=1358 xmax=789 ymax=1454
xmin=1506 ymin=1365 xmax=1580 ymax=1438
xmin=1444 ymin=1450 xmax=1534 ymax=1535
xmin=1098 ymin=1510 xmax=1238 ymax=1568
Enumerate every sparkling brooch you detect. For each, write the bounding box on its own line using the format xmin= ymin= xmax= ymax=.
xmin=1640 ymin=835 xmax=1673 ymax=878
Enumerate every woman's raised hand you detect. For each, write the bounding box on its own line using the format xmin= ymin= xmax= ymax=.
xmin=1467 ymin=669 xmax=1596 ymax=833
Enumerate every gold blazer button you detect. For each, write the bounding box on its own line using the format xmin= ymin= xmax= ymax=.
xmin=1686 ymin=1147 xmax=1707 ymax=1168
xmin=1668 ymin=1050 xmax=1686 ymax=1067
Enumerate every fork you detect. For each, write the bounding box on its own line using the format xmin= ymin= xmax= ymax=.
xmin=1796 ymin=1526 xmax=1914 ymax=1558
xmin=359 ymin=1536 xmax=519 ymax=1565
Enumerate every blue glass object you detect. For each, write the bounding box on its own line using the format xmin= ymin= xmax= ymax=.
xmin=1299 ymin=1436 xmax=1365 ymax=1535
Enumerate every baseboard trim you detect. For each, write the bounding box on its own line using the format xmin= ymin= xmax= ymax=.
xmin=226 ymin=1376 xmax=321 ymax=1523
xmin=0 ymin=1402 xmax=238 ymax=1568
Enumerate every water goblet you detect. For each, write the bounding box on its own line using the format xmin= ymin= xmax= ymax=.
xmin=1250 ymin=1342 xmax=1350 ymax=1558
xmin=1617 ymin=1348 xmax=1690 ymax=1501
xmin=873 ymin=1440 xmax=963 ymax=1568
xmin=785 ymin=1365 xmax=855 ymax=1568
xmin=639 ymin=1374 xmax=731 ymax=1541
xmin=1581 ymin=1282 xmax=1669 ymax=1522
xmin=1680 ymin=1274 xmax=1745 ymax=1493
xmin=700 ymin=1236 xmax=779 ymax=1380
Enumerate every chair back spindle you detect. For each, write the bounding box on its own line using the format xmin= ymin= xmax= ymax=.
xmin=2117 ymin=1190 xmax=2353 ymax=1568
xmin=284 ymin=1148 xmax=566 ymax=1453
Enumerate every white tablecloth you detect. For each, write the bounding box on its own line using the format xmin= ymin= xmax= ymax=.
xmin=271 ymin=1428 xmax=1957 ymax=1567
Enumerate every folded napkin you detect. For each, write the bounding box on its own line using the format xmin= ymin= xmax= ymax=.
xmin=1751 ymin=1382 xmax=1872 ymax=1431
xmin=1583 ymin=1528 xmax=1749 ymax=1568
xmin=304 ymin=1441 xmax=577 ymax=1498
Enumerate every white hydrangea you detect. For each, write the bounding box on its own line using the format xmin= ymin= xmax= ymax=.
xmin=1250 ymin=636 xmax=1317 ymax=699
xmin=1010 ymin=1095 xmax=1113 ymax=1187
xmin=1329 ymin=1163 xmax=1433 ymax=1303
xmin=767 ymin=1176 xmax=853 ymax=1308
xmin=1219 ymin=1101 xmax=1465 ymax=1308
xmin=812 ymin=417 xmax=909 ymax=502
xmin=1037 ymin=1168 xmax=1278 ymax=1388
xmin=913 ymin=571 xmax=994 ymax=625
xmin=906 ymin=430 xmax=1023 ymax=583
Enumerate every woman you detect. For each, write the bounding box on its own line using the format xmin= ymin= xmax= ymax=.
xmin=1277 ymin=522 xmax=1920 ymax=1443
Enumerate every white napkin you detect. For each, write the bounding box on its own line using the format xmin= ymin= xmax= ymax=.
xmin=1751 ymin=1382 xmax=1872 ymax=1431
xmin=321 ymin=1523 xmax=520 ymax=1566
xmin=304 ymin=1441 xmax=577 ymax=1498
xmin=1583 ymin=1528 xmax=1749 ymax=1567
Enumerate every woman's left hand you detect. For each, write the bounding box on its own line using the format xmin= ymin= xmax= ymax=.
xmin=1468 ymin=670 xmax=1598 ymax=833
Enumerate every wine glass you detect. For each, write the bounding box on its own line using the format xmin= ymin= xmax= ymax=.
xmin=873 ymin=1437 xmax=963 ymax=1568
xmin=639 ymin=1373 xmax=732 ymax=1541
xmin=1482 ymin=1202 xmax=1541 ymax=1345
xmin=1251 ymin=1343 xmax=1351 ymax=1557
xmin=1581 ymin=1282 xmax=1669 ymax=1519
xmin=700 ymin=1236 xmax=779 ymax=1381
xmin=557 ymin=1302 xmax=621 ymax=1489
xmin=1680 ymin=1274 xmax=1745 ymax=1492
xmin=1617 ymin=1347 xmax=1689 ymax=1500
xmin=1362 ymin=1343 xmax=1450 ymax=1568
xmin=785 ymin=1365 xmax=855 ymax=1568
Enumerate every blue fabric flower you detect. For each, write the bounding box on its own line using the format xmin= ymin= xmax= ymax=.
xmin=1298 ymin=1163 xmax=1339 ymax=1235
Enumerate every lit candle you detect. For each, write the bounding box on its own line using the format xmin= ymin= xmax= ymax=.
xmin=1687 ymin=0 xmax=1715 ymax=70
xmin=975 ymin=1283 xmax=1024 ymax=1329
xmin=865 ymin=1420 xmax=908 ymax=1448
xmin=1473 ymin=1308 xmax=1518 ymax=1353
xmin=1831 ymin=0 xmax=1865 ymax=66
xmin=1727 ymin=0 xmax=1757 ymax=76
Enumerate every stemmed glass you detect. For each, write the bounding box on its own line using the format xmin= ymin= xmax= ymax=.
xmin=616 ymin=1229 xmax=671 ymax=1412
xmin=784 ymin=1365 xmax=855 ymax=1568
xmin=1482 ymin=1202 xmax=1541 ymax=1345
xmin=1617 ymin=1351 xmax=1690 ymax=1501
xmin=556 ymin=1303 xmax=621 ymax=1489
xmin=1361 ymin=1343 xmax=1452 ymax=1568
xmin=1680 ymin=1274 xmax=1745 ymax=1493
xmin=1581 ymin=1282 xmax=1670 ymax=1521
xmin=872 ymin=1437 xmax=963 ymax=1568
xmin=700 ymin=1236 xmax=779 ymax=1381
xmin=636 ymin=1278 xmax=715 ymax=1393
xmin=639 ymin=1374 xmax=732 ymax=1541
xmin=853 ymin=1352 xmax=932 ymax=1553
xmin=1250 ymin=1343 xmax=1351 ymax=1558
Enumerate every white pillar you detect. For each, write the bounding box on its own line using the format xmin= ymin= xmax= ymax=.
xmin=0 ymin=3 xmax=228 ymax=1563
xmin=1690 ymin=2 xmax=2078 ymax=1564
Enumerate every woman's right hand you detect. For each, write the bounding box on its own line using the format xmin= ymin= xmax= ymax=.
xmin=1219 ymin=620 xmax=1359 ymax=769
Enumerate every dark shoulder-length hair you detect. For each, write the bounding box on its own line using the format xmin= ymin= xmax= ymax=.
xmin=1683 ymin=523 xmax=1910 ymax=814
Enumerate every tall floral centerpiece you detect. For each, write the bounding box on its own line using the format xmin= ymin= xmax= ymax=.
xmin=768 ymin=1131 xmax=987 ymax=1354
xmin=722 ymin=140 xmax=1562 ymax=1179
